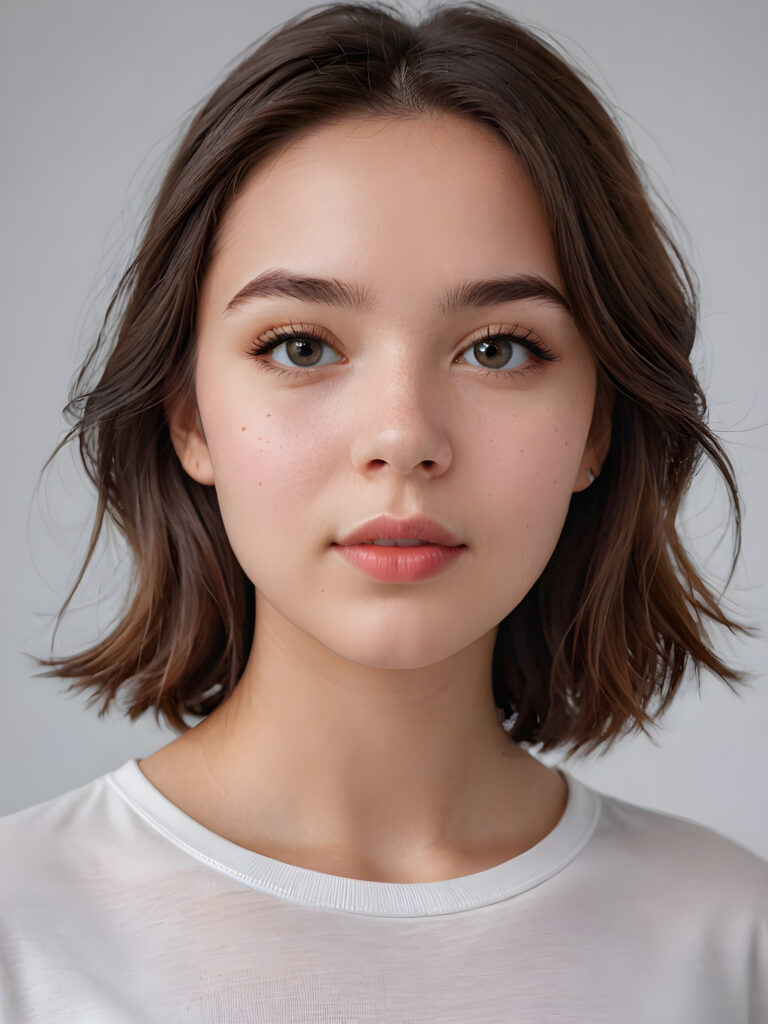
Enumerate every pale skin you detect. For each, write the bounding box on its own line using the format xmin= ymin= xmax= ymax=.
xmin=140 ymin=112 xmax=611 ymax=884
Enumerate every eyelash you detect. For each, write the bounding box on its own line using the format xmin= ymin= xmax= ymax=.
xmin=245 ymin=322 xmax=559 ymax=381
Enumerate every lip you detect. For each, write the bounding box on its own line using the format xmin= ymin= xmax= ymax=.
xmin=332 ymin=543 xmax=466 ymax=582
xmin=331 ymin=513 xmax=466 ymax=583
xmin=334 ymin=513 xmax=464 ymax=547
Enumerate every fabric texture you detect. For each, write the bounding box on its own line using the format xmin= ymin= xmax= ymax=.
xmin=0 ymin=757 xmax=765 ymax=1023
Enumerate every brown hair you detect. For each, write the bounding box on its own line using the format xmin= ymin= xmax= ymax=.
xmin=33 ymin=0 xmax=750 ymax=757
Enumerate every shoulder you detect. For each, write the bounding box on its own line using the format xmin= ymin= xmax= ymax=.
xmin=0 ymin=768 xmax=148 ymax=967
xmin=0 ymin=771 xmax=110 ymax=840
xmin=0 ymin=774 xmax=177 ymax=1022
xmin=584 ymin=782 xmax=768 ymax=919
xmin=0 ymin=772 xmax=121 ymax=903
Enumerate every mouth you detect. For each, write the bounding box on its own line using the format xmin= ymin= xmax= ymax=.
xmin=334 ymin=514 xmax=465 ymax=548
xmin=331 ymin=540 xmax=466 ymax=548
xmin=330 ymin=540 xmax=467 ymax=582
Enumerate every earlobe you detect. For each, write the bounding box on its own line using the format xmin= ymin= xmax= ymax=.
xmin=573 ymin=449 xmax=599 ymax=492
xmin=573 ymin=376 xmax=614 ymax=493
xmin=165 ymin=397 xmax=215 ymax=486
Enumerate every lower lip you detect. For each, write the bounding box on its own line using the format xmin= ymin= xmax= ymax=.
xmin=331 ymin=543 xmax=466 ymax=582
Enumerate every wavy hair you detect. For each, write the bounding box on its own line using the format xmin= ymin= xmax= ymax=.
xmin=33 ymin=0 xmax=749 ymax=757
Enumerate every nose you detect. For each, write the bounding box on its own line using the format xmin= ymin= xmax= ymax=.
xmin=349 ymin=366 xmax=453 ymax=478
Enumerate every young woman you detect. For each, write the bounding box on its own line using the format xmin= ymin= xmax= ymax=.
xmin=1 ymin=2 xmax=765 ymax=1021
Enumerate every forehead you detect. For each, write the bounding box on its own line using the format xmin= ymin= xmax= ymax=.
xmin=204 ymin=112 xmax=564 ymax=312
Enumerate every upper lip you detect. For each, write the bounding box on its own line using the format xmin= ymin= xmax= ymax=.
xmin=334 ymin=514 xmax=465 ymax=547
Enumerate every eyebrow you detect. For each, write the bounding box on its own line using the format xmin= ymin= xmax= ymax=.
xmin=222 ymin=268 xmax=572 ymax=318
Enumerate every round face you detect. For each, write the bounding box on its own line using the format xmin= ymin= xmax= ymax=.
xmin=180 ymin=113 xmax=600 ymax=670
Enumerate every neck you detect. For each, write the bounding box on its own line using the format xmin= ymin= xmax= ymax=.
xmin=139 ymin=598 xmax=568 ymax=882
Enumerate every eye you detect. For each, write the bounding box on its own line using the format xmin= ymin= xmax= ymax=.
xmin=457 ymin=325 xmax=557 ymax=374
xmin=248 ymin=325 xmax=341 ymax=370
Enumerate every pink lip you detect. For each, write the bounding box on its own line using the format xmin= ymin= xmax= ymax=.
xmin=335 ymin=513 xmax=463 ymax=547
xmin=331 ymin=542 xmax=466 ymax=582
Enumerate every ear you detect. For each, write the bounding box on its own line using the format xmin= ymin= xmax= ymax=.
xmin=573 ymin=372 xmax=614 ymax=493
xmin=165 ymin=394 xmax=215 ymax=486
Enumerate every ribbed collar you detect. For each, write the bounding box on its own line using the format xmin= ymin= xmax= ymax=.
xmin=106 ymin=757 xmax=600 ymax=918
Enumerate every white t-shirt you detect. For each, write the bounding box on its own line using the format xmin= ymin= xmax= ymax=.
xmin=0 ymin=757 xmax=765 ymax=1023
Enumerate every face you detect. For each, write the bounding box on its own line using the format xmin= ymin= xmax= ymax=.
xmin=172 ymin=113 xmax=603 ymax=670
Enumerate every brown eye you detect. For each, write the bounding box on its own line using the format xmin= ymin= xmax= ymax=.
xmin=465 ymin=336 xmax=530 ymax=371
xmin=247 ymin=326 xmax=342 ymax=372
xmin=282 ymin=335 xmax=326 ymax=367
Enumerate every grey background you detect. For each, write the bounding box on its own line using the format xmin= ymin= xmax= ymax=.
xmin=1 ymin=0 xmax=766 ymax=857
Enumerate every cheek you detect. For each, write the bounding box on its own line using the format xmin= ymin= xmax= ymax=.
xmin=201 ymin=396 xmax=337 ymax=573
xmin=470 ymin=398 xmax=592 ymax=563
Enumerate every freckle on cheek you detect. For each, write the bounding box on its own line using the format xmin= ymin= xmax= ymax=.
xmin=241 ymin=426 xmax=246 ymax=431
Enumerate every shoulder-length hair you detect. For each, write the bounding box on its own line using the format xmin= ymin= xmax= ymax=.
xmin=34 ymin=0 xmax=748 ymax=757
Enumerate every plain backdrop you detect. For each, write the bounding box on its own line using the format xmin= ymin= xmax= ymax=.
xmin=1 ymin=0 xmax=766 ymax=857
